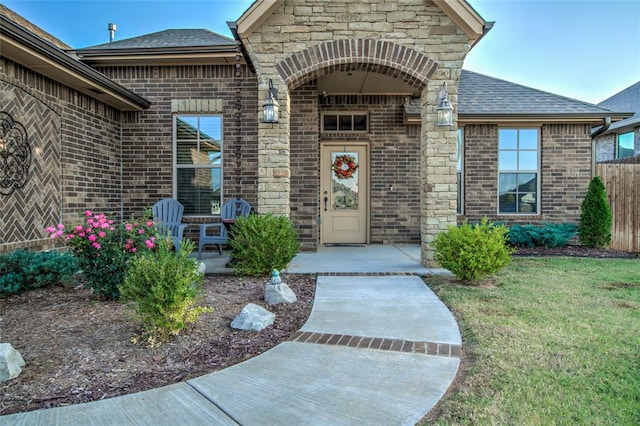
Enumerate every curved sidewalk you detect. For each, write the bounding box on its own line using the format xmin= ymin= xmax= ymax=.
xmin=4 ymin=246 xmax=461 ymax=426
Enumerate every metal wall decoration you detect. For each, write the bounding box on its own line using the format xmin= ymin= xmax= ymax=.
xmin=0 ymin=112 xmax=31 ymax=195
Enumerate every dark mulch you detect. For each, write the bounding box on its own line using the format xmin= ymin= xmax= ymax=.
xmin=514 ymin=245 xmax=638 ymax=259
xmin=0 ymin=274 xmax=315 ymax=415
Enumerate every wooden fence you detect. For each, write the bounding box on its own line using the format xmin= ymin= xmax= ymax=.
xmin=596 ymin=162 xmax=640 ymax=252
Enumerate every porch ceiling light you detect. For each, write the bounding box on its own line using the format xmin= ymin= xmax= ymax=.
xmin=436 ymin=82 xmax=454 ymax=127
xmin=262 ymin=79 xmax=279 ymax=123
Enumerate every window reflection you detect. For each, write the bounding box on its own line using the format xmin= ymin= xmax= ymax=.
xmin=175 ymin=115 xmax=223 ymax=215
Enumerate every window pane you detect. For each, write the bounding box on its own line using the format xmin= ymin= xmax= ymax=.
xmin=324 ymin=115 xmax=337 ymax=131
xmin=519 ymin=129 xmax=538 ymax=149
xmin=339 ymin=115 xmax=352 ymax=131
xmin=177 ymin=168 xmax=221 ymax=215
xmin=499 ymin=173 xmax=517 ymax=194
xmin=499 ymin=129 xmax=518 ymax=149
xmin=176 ymin=140 xmax=197 ymax=165
xmin=457 ymin=172 xmax=462 ymax=214
xmin=176 ymin=116 xmax=198 ymax=139
xmin=353 ymin=115 xmax=367 ymax=131
xmin=519 ymin=151 xmax=538 ymax=170
xmin=499 ymin=151 xmax=517 ymax=170
xmin=517 ymin=173 xmax=537 ymax=192
xmin=456 ymin=129 xmax=463 ymax=171
xmin=519 ymin=192 xmax=537 ymax=213
xmin=618 ymin=132 xmax=634 ymax=159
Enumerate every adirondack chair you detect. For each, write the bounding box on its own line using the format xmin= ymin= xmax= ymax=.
xmin=152 ymin=198 xmax=188 ymax=252
xmin=198 ymin=198 xmax=251 ymax=259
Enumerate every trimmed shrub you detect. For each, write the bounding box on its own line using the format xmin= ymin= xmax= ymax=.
xmin=0 ymin=250 xmax=78 ymax=295
xmin=508 ymin=223 xmax=577 ymax=248
xmin=229 ymin=213 xmax=301 ymax=277
xmin=120 ymin=239 xmax=212 ymax=346
xmin=578 ymin=177 xmax=612 ymax=248
xmin=433 ymin=218 xmax=514 ymax=281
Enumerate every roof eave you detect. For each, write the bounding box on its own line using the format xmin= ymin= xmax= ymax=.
xmin=433 ymin=0 xmax=487 ymax=44
xmin=73 ymin=46 xmax=241 ymax=66
xmin=1 ymin=16 xmax=150 ymax=111
xmin=236 ymin=0 xmax=285 ymax=38
xmin=458 ymin=112 xmax=633 ymax=124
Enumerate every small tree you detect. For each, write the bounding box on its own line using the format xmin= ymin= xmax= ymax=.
xmin=578 ymin=176 xmax=612 ymax=248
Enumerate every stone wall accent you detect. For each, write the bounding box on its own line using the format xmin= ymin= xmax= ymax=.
xmin=460 ymin=123 xmax=593 ymax=226
xmin=241 ymin=0 xmax=474 ymax=263
xmin=0 ymin=58 xmax=121 ymax=253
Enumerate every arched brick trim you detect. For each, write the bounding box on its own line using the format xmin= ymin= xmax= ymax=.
xmin=275 ymin=40 xmax=438 ymax=91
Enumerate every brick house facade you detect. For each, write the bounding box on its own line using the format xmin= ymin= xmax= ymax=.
xmin=1 ymin=1 xmax=631 ymax=265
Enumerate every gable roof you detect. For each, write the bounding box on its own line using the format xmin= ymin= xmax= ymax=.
xmin=0 ymin=7 xmax=150 ymax=111
xmin=596 ymin=81 xmax=640 ymax=134
xmin=458 ymin=70 xmax=630 ymax=123
xmin=73 ymin=29 xmax=238 ymax=66
xmin=79 ymin=29 xmax=234 ymax=50
xmin=235 ymin=0 xmax=489 ymax=44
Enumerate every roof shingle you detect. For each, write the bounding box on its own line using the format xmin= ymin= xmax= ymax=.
xmin=79 ymin=29 xmax=234 ymax=50
xmin=458 ymin=70 xmax=616 ymax=115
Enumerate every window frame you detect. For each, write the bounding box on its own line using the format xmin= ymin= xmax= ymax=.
xmin=457 ymin=127 xmax=464 ymax=215
xmin=321 ymin=111 xmax=369 ymax=132
xmin=173 ymin=114 xmax=224 ymax=217
xmin=497 ymin=127 xmax=540 ymax=215
xmin=617 ymin=131 xmax=634 ymax=159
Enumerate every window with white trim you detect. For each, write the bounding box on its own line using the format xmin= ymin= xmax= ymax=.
xmin=498 ymin=128 xmax=539 ymax=214
xmin=457 ymin=128 xmax=464 ymax=214
xmin=174 ymin=115 xmax=222 ymax=216
xmin=617 ymin=132 xmax=634 ymax=159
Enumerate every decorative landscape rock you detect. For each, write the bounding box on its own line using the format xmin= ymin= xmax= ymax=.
xmin=0 ymin=343 xmax=26 ymax=382
xmin=265 ymin=269 xmax=297 ymax=305
xmin=196 ymin=261 xmax=206 ymax=275
xmin=230 ymin=303 xmax=275 ymax=331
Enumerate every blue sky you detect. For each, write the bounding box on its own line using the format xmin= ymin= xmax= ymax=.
xmin=3 ymin=0 xmax=639 ymax=104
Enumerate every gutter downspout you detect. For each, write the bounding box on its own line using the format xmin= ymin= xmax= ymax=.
xmin=592 ymin=116 xmax=611 ymax=138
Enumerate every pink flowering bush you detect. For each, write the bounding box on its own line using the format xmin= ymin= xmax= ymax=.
xmin=47 ymin=210 xmax=160 ymax=300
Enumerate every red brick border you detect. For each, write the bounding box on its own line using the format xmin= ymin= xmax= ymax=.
xmin=288 ymin=331 xmax=461 ymax=358
xmin=276 ymin=39 xmax=437 ymax=91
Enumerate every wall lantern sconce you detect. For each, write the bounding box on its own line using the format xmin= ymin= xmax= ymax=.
xmin=436 ymin=82 xmax=454 ymax=127
xmin=262 ymin=79 xmax=279 ymax=123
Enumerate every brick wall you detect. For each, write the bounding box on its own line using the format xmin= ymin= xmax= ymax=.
xmin=98 ymin=65 xmax=260 ymax=233
xmin=290 ymin=84 xmax=320 ymax=250
xmin=1 ymin=58 xmax=121 ymax=253
xmin=289 ymin=86 xmax=422 ymax=250
xmin=460 ymin=123 xmax=593 ymax=226
xmin=595 ymin=133 xmax=615 ymax=162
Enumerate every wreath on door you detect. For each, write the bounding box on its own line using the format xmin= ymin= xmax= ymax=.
xmin=333 ymin=154 xmax=358 ymax=179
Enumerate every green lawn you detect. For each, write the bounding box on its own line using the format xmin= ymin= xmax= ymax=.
xmin=425 ymin=256 xmax=640 ymax=425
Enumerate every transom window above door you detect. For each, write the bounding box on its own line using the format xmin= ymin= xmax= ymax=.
xmin=322 ymin=112 xmax=368 ymax=132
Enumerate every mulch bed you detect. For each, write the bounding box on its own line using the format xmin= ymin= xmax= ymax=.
xmin=0 ymin=274 xmax=315 ymax=415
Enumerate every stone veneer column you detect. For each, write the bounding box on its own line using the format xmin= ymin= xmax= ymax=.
xmin=258 ymin=75 xmax=290 ymax=216
xmin=420 ymin=77 xmax=458 ymax=267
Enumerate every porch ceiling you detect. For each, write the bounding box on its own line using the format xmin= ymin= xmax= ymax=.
xmin=317 ymin=71 xmax=419 ymax=96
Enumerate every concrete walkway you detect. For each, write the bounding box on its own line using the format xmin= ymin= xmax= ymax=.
xmin=4 ymin=245 xmax=460 ymax=426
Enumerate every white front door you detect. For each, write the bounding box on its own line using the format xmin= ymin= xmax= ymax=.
xmin=321 ymin=144 xmax=368 ymax=244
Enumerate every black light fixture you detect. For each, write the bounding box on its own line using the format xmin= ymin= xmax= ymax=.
xmin=262 ymin=79 xmax=279 ymax=123
xmin=436 ymin=82 xmax=454 ymax=126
